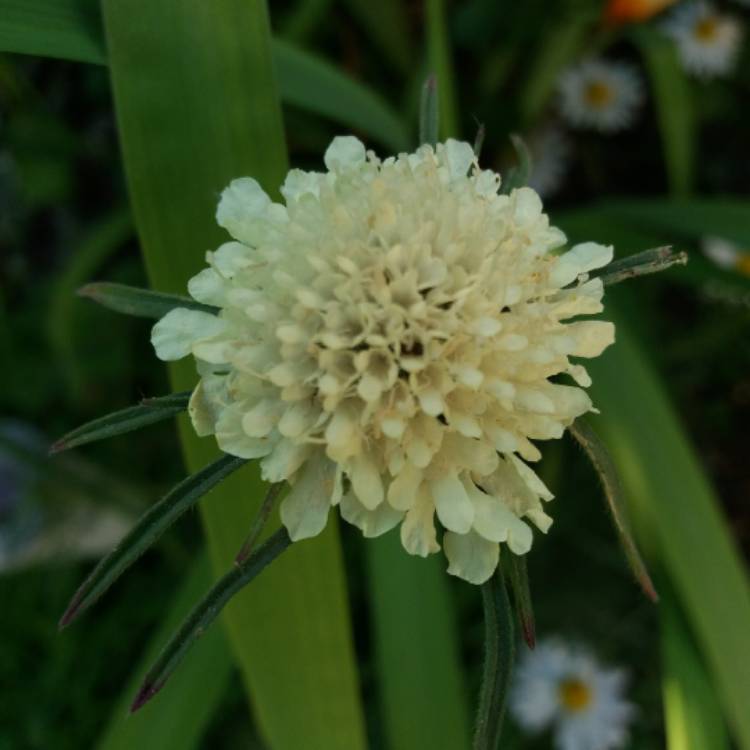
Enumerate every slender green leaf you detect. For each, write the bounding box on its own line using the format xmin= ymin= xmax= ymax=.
xmin=596 ymin=245 xmax=688 ymax=286
xmin=132 ymin=529 xmax=293 ymax=712
xmin=60 ymin=454 xmax=246 ymax=627
xmin=661 ymin=586 xmax=731 ymax=750
xmin=473 ymin=570 xmax=515 ymax=750
xmin=589 ymin=315 xmax=750 ymax=748
xmin=500 ymin=134 xmax=533 ymax=194
xmin=274 ymin=39 xmax=410 ymax=151
xmin=0 ymin=0 xmax=106 ymax=64
xmin=568 ymin=419 xmax=658 ymax=602
xmin=0 ymin=0 xmax=409 ymax=150
xmin=50 ymin=391 xmax=190 ymax=454
xmin=503 ymin=550 xmax=535 ymax=649
xmin=419 ymin=74 xmax=439 ymax=147
xmin=366 ymin=531 xmax=471 ymax=750
xmin=634 ymin=28 xmax=695 ymax=197
xmin=102 ymin=1 xmax=366 ymax=747
xmin=78 ymin=282 xmax=217 ymax=319
xmin=341 ymin=0 xmax=412 ymax=73
xmin=426 ymin=0 xmax=459 ymax=139
xmin=97 ymin=553 xmax=233 ymax=750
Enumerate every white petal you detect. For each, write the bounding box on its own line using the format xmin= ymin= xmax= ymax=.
xmin=215 ymin=404 xmax=273 ymax=459
xmin=443 ymin=139 xmax=475 ymax=178
xmin=187 ymin=268 xmax=227 ymax=306
xmin=216 ymin=177 xmax=271 ymax=244
xmin=568 ymin=320 xmax=616 ymax=357
xmin=151 ymin=308 xmax=227 ymax=361
xmin=549 ymin=242 xmax=614 ymax=288
xmin=280 ymin=454 xmax=335 ymax=541
xmin=324 ymin=136 xmax=366 ymax=172
xmin=339 ymin=491 xmax=403 ymax=538
xmin=430 ymin=474 xmax=474 ymax=533
xmin=444 ymin=530 xmax=499 ymax=584
xmin=387 ymin=463 xmax=423 ymax=511
xmin=509 ymin=455 xmax=554 ymax=501
xmin=349 ymin=454 xmax=384 ymax=510
xmin=260 ymin=439 xmax=312 ymax=483
xmin=467 ymin=480 xmax=529 ymax=544
xmin=400 ymin=485 xmax=439 ymax=557
xmin=188 ymin=376 xmax=226 ymax=437
xmin=281 ymin=168 xmax=324 ymax=202
xmin=211 ymin=241 xmax=254 ymax=277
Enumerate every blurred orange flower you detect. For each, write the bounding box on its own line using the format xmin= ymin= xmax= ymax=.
xmin=605 ymin=0 xmax=678 ymax=24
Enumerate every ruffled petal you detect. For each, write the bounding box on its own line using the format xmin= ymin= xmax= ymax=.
xmin=339 ymin=492 xmax=403 ymax=538
xmin=151 ymin=308 xmax=226 ymax=361
xmin=400 ymin=485 xmax=439 ymax=557
xmin=280 ymin=453 xmax=335 ymax=541
xmin=444 ymin=530 xmax=499 ymax=584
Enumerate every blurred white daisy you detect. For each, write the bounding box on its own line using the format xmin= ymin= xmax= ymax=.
xmin=510 ymin=638 xmax=636 ymax=750
xmin=151 ymin=136 xmax=615 ymax=585
xmin=702 ymin=235 xmax=750 ymax=275
xmin=527 ymin=126 xmax=572 ymax=199
xmin=558 ymin=60 xmax=644 ymax=132
xmin=663 ymin=1 xmax=743 ymax=79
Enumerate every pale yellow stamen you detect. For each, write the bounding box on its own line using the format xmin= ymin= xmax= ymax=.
xmin=559 ymin=678 xmax=593 ymax=712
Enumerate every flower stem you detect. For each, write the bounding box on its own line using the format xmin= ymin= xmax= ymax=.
xmin=472 ymin=569 xmax=515 ymax=750
xmin=234 ymin=482 xmax=283 ymax=564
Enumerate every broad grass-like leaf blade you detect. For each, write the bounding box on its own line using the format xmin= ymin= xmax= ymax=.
xmin=661 ymin=586 xmax=731 ymax=750
xmin=102 ymin=1 xmax=366 ymax=746
xmin=50 ymin=391 xmax=190 ymax=454
xmin=78 ymin=282 xmax=217 ymax=319
xmin=634 ymin=28 xmax=695 ymax=197
xmin=60 ymin=454 xmax=246 ymax=627
xmin=131 ymin=529 xmax=293 ymax=712
xmin=366 ymin=531 xmax=471 ymax=750
xmin=97 ymin=553 xmax=233 ymax=750
xmin=589 ymin=315 xmax=750 ymax=748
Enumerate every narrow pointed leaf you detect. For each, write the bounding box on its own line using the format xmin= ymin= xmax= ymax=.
xmin=426 ymin=0 xmax=459 ymax=140
xmin=59 ymin=454 xmax=246 ymax=627
xmin=50 ymin=391 xmax=191 ymax=454
xmin=78 ymin=282 xmax=217 ymax=319
xmin=500 ymin=134 xmax=533 ymax=195
xmin=419 ymin=74 xmax=439 ymax=147
xmin=597 ymin=245 xmax=688 ymax=286
xmin=503 ymin=550 xmax=536 ymax=649
xmin=97 ymin=553 xmax=233 ymax=750
xmin=473 ymin=570 xmax=515 ymax=750
xmin=235 ymin=483 xmax=283 ymax=564
xmin=366 ymin=531 xmax=471 ymax=750
xmin=131 ymin=528 xmax=293 ymax=713
xmin=569 ymin=418 xmax=658 ymax=602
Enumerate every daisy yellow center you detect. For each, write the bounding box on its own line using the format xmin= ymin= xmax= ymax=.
xmin=559 ymin=678 xmax=593 ymax=712
xmin=694 ymin=17 xmax=719 ymax=42
xmin=584 ymin=81 xmax=614 ymax=109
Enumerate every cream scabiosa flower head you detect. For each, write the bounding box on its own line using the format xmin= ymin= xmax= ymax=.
xmin=151 ymin=136 xmax=615 ymax=584
xmin=663 ymin=1 xmax=743 ymax=79
xmin=558 ymin=60 xmax=644 ymax=132
xmin=510 ymin=638 xmax=635 ymax=750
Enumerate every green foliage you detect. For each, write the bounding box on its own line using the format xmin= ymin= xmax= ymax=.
xmin=97 ymin=554 xmax=233 ymax=750
xmin=77 ymin=282 xmax=216 ymax=319
xmin=426 ymin=0 xmax=459 ymax=139
xmin=100 ymin=2 xmax=367 ymax=748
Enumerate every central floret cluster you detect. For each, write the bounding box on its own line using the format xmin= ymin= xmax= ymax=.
xmin=152 ymin=137 xmax=615 ymax=584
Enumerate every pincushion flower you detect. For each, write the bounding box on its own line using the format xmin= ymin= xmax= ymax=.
xmin=558 ymin=60 xmax=643 ymax=133
xmin=510 ymin=638 xmax=636 ymax=750
xmin=663 ymin=1 xmax=743 ymax=79
xmin=151 ymin=136 xmax=615 ymax=585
